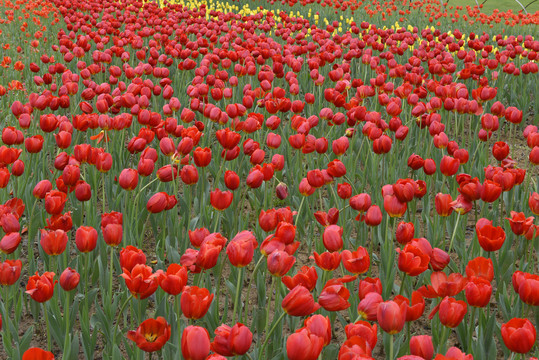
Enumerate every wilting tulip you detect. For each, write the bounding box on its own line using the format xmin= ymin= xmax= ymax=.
xmin=282 ymin=285 xmax=320 ymax=316
xmin=506 ymin=211 xmax=534 ymax=236
xmin=501 ymin=318 xmax=536 ymax=354
xmin=120 ymin=264 xmax=159 ymax=300
xmin=377 ymin=300 xmax=407 ymax=334
xmin=75 ymin=226 xmax=98 ymax=253
xmin=127 ymin=317 xmax=171 ymax=353
xmin=282 ymin=266 xmax=318 ymax=292
xmin=26 ymin=271 xmax=57 ymax=303
xmin=181 ymin=286 xmax=214 ymax=319
xmin=181 ymin=326 xmax=211 ymax=360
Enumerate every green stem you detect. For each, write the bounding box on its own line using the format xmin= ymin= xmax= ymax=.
xmin=109 ymin=246 xmax=115 ymax=302
xmin=388 ymin=334 xmax=394 ymax=360
xmin=113 ymin=294 xmax=134 ymax=343
xmin=63 ymin=291 xmax=71 ymax=357
xmin=43 ymin=303 xmax=52 ymax=351
xmin=258 ymin=311 xmax=287 ymax=360
xmin=231 ymin=267 xmax=243 ymax=325
xmin=399 ymin=273 xmax=407 ymax=297
xmin=243 ymin=255 xmax=265 ymax=323
xmin=447 ymin=213 xmax=461 ymax=254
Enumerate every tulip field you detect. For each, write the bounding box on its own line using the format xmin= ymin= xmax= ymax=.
xmin=0 ymin=0 xmax=539 ymax=358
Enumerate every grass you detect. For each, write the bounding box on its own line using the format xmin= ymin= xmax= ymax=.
xmin=450 ymin=0 xmax=539 ymax=14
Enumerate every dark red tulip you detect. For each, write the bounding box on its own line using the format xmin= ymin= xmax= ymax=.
xmin=60 ymin=267 xmax=80 ymax=291
xmin=0 ymin=259 xmax=22 ymax=285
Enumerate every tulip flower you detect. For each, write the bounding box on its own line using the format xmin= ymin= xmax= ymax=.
xmin=465 ymin=276 xmax=492 ymax=308
xmin=476 ymin=221 xmax=505 ymax=252
xmin=120 ymin=264 xmax=159 ymax=300
xmin=181 ymin=286 xmax=214 ymax=319
xmin=345 ymin=321 xmax=377 ymax=349
xmin=26 ymin=272 xmax=57 ymax=303
xmin=505 ymin=211 xmax=534 ymax=236
xmin=322 ymin=224 xmax=343 ymax=251
xmin=59 ymin=267 xmax=80 ymax=291
xmin=357 ymin=292 xmax=383 ymax=321
xmin=40 ymin=229 xmax=68 ymax=256
xmin=286 ymin=328 xmax=324 ymax=360
xmin=156 ymin=263 xmax=188 ymax=296
xmin=22 ymin=348 xmax=55 ymax=360
xmin=282 ymin=266 xmax=318 ymax=292
xmin=119 ymin=246 xmax=146 ymax=272
xmin=397 ymin=244 xmax=430 ymax=276
xmin=377 ymin=300 xmax=407 ymax=334
xmin=127 ymin=317 xmax=171 ymax=353
xmin=318 ymin=279 xmax=351 ymax=311
xmin=501 ymin=318 xmax=536 ymax=354
xmin=282 ymin=285 xmax=320 ymax=316
xmin=0 ymin=259 xmax=22 ymax=285
xmin=210 ymin=188 xmax=233 ymax=210
xmin=0 ymin=232 xmax=22 ymax=254
xmin=303 ymin=315 xmax=332 ymax=346
xmin=75 ymin=226 xmax=98 ymax=253
xmin=267 ymin=250 xmax=296 ymax=277
xmin=211 ymin=323 xmax=252 ymax=356
xmin=181 ymin=326 xmax=211 ymax=360
xmin=410 ymin=335 xmax=434 ymax=360
xmin=437 ymin=296 xmax=467 ymax=328
xmin=312 ymin=251 xmax=341 ymax=271
xmin=44 ymin=190 xmax=67 ymax=215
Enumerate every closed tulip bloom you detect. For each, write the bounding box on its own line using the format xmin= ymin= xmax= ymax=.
xmin=26 ymin=271 xmax=57 ymax=303
xmin=210 ymin=188 xmax=233 ymax=210
xmin=465 ymin=257 xmax=494 ymax=282
xmin=357 ymin=292 xmax=383 ymax=321
xmin=438 ymin=297 xmax=467 ymax=328
xmin=120 ymin=264 xmax=159 ymax=300
xmin=304 ymin=315 xmax=332 ymax=346
xmin=318 ymin=279 xmax=351 ymax=311
xmin=127 ymin=317 xmax=171 ymax=353
xmin=322 ymin=224 xmax=343 ymax=252
xmin=286 ymin=328 xmax=324 ymax=360
xmin=226 ymin=230 xmax=258 ymax=267
xmin=224 ymin=170 xmax=240 ymax=190
xmin=229 ymin=323 xmax=253 ymax=355
xmin=480 ymin=180 xmax=502 ymax=202
xmin=397 ymin=244 xmax=430 ymax=276
xmin=188 ymin=228 xmax=210 ymax=248
xmin=396 ymin=221 xmax=415 ymax=245
xmin=44 ymin=190 xmax=67 ymax=215
xmin=465 ymin=276 xmax=492 ymax=307
xmin=119 ymin=168 xmax=139 ymax=190
xmin=282 ymin=266 xmax=318 ymax=291
xmin=492 ymin=141 xmax=510 ymax=161
xmin=102 ymin=223 xmax=123 ymax=246
xmin=312 ymin=251 xmax=341 ymax=271
xmin=410 ymin=335 xmax=434 ymax=360
xmin=22 ymin=348 xmax=55 ymax=360
xmin=345 ymin=321 xmax=377 ymax=349
xmin=33 ymin=180 xmax=52 ymax=199
xmin=275 ymin=221 xmax=296 ymax=245
xmin=181 ymin=286 xmax=214 ymax=319
xmin=181 ymin=326 xmax=211 ymax=360
xmin=196 ymin=235 xmax=225 ymax=270
xmin=501 ymin=318 xmax=536 ymax=354
xmin=282 ymin=285 xmax=321 ymax=316
xmin=75 ymin=226 xmax=98 ymax=253
xmin=377 ymin=300 xmax=407 ymax=334
xmin=119 ymin=245 xmax=146 ymax=272
xmin=440 ymin=156 xmax=459 ymax=176
xmin=529 ymin=192 xmax=539 ymax=215
xmin=358 ymin=277 xmax=383 ymax=300
xmin=60 ymin=267 xmax=80 ymax=291
xmin=430 ymin=248 xmax=451 ymax=271
xmin=364 ymin=205 xmax=383 ymax=226
xmin=40 ymin=229 xmax=68 ymax=256
xmin=0 ymin=259 xmax=22 ymax=285
xmin=147 ymin=192 xmax=168 ymax=213
xmin=180 ymin=165 xmax=199 ymax=185
xmin=157 ymin=263 xmax=188 ymax=296
xmin=341 ymin=246 xmax=370 ymax=274
xmin=267 ymin=250 xmax=296 ymax=277
xmin=384 ymin=194 xmax=407 ymax=217
xmin=477 ymin=223 xmax=505 ymax=252
xmin=517 ymin=273 xmax=539 ymax=306
xmin=435 ymin=193 xmax=453 ymax=217
xmin=193 ymin=147 xmax=212 ymax=167
xmin=436 ymin=347 xmax=473 ymax=360
xmin=0 ymin=232 xmax=22 ymax=254
xmin=75 ymin=181 xmax=92 ymax=201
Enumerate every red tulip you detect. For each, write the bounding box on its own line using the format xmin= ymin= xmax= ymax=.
xmin=59 ymin=267 xmax=80 ymax=291
xmin=312 ymin=251 xmax=341 ymax=271
xmin=0 ymin=259 xmax=22 ymax=285
xmin=435 ymin=193 xmax=453 ymax=217
xmin=181 ymin=286 xmax=214 ymax=319
xmin=465 ymin=256 xmax=494 ymax=282
xmin=345 ymin=320 xmax=377 ymax=349
xmin=119 ymin=245 xmax=146 ymax=272
xmin=267 ymin=250 xmax=295 ymax=277
xmin=157 ymin=263 xmax=188 ymax=296
xmin=127 ymin=317 xmax=171 ymax=353
xmin=226 ymin=230 xmax=258 ymax=267
xmin=210 ymin=188 xmax=233 ymax=210
xmin=506 ymin=211 xmax=534 ymax=236
xmin=357 ymin=292 xmax=383 ymax=321
xmin=75 ymin=226 xmax=98 ymax=253
xmin=341 ymin=246 xmax=370 ymax=274
xmin=358 ymin=277 xmax=383 ymax=300
xmin=40 ymin=229 xmax=68 ymax=256
xmin=119 ymin=168 xmax=139 ymax=190
xmin=465 ymin=276 xmax=492 ymax=308
xmin=181 ymin=326 xmax=210 ymax=360
xmin=120 ymin=264 xmax=159 ymax=299
xmin=476 ymin=221 xmax=505 ymax=252
xmin=282 ymin=266 xmax=318 ymax=292
xmin=394 ymin=291 xmax=425 ymax=321
xmin=44 ymin=190 xmax=67 ymax=215
xmin=26 ymin=271 xmax=57 ymax=303
xmin=0 ymin=232 xmax=22 ymax=254
xmin=377 ymin=300 xmax=407 ymax=334
xmin=282 ymin=285 xmax=320 ymax=316
xmin=501 ymin=318 xmax=536 ymax=354
xmin=410 ymin=335 xmax=434 ymax=360
xmin=22 ymin=348 xmax=55 ymax=360
xmin=303 ymin=314 xmax=332 ymax=346
xmin=286 ymin=328 xmax=324 ymax=360
xmin=437 ymin=296 xmax=467 ymax=328
xmin=322 ymin=224 xmax=343 ymax=252
xmin=397 ymin=244 xmax=430 ymax=276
